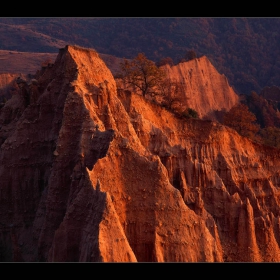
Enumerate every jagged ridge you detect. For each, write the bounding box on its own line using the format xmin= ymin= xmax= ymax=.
xmin=0 ymin=45 xmax=280 ymax=262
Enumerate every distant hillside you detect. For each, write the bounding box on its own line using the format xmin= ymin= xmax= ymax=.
xmin=0 ymin=49 xmax=124 ymax=76
xmin=0 ymin=18 xmax=280 ymax=95
xmin=0 ymin=22 xmax=68 ymax=52
xmin=0 ymin=50 xmax=57 ymax=74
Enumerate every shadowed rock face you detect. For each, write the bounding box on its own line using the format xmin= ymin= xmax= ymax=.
xmin=0 ymin=74 xmax=27 ymax=108
xmin=0 ymin=45 xmax=280 ymax=262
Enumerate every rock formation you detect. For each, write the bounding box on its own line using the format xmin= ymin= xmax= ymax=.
xmin=0 ymin=73 xmax=27 ymax=101
xmin=0 ymin=45 xmax=280 ymax=262
xmin=162 ymin=56 xmax=239 ymax=120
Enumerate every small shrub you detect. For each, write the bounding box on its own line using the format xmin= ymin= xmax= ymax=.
xmin=182 ymin=108 xmax=199 ymax=119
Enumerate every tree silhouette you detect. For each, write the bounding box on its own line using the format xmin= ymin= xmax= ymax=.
xmin=185 ymin=50 xmax=197 ymax=61
xmin=157 ymin=78 xmax=186 ymax=111
xmin=119 ymin=53 xmax=166 ymax=97
xmin=156 ymin=57 xmax=174 ymax=67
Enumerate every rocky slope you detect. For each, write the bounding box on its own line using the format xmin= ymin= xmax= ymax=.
xmin=0 ymin=73 xmax=27 ymax=101
xmin=162 ymin=56 xmax=239 ymax=119
xmin=0 ymin=45 xmax=280 ymax=262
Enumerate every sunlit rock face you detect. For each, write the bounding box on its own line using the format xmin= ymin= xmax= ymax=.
xmin=0 ymin=45 xmax=280 ymax=262
xmin=162 ymin=56 xmax=239 ymax=120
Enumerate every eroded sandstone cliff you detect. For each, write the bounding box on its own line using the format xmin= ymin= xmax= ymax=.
xmin=0 ymin=45 xmax=280 ymax=262
xmin=162 ymin=56 xmax=239 ymax=120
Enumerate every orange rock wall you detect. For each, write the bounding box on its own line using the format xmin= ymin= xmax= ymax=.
xmin=0 ymin=45 xmax=280 ymax=262
xmin=162 ymin=56 xmax=239 ymax=119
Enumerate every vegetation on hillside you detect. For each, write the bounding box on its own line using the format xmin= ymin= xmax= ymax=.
xmin=221 ymin=91 xmax=280 ymax=149
xmin=1 ymin=18 xmax=280 ymax=95
xmin=222 ymin=103 xmax=260 ymax=139
xmin=2 ymin=18 xmax=280 ymax=148
xmin=118 ymin=53 xmax=166 ymax=97
xmin=117 ymin=53 xmax=199 ymax=119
